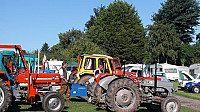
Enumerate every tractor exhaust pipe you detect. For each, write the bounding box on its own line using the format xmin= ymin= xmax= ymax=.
xmin=123 ymin=60 xmax=126 ymax=75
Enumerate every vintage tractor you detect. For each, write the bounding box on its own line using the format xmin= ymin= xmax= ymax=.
xmin=69 ymin=54 xmax=134 ymax=100
xmin=91 ymin=62 xmax=181 ymax=112
xmin=0 ymin=45 xmax=65 ymax=112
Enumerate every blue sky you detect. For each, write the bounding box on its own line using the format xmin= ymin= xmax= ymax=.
xmin=0 ymin=0 xmax=199 ymax=51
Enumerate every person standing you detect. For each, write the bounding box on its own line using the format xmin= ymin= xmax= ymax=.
xmin=60 ymin=62 xmax=71 ymax=102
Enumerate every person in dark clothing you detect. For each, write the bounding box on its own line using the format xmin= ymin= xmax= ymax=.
xmin=60 ymin=62 xmax=72 ymax=102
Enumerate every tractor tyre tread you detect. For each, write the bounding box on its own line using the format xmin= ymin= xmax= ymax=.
xmin=88 ymin=81 xmax=97 ymax=104
xmin=0 ymin=78 xmax=12 ymax=112
xmin=161 ymin=96 xmax=181 ymax=112
xmin=106 ymin=78 xmax=140 ymax=112
xmin=42 ymin=92 xmax=65 ymax=112
xmin=77 ymin=75 xmax=93 ymax=101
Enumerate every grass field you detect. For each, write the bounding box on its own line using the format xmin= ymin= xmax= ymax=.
xmin=7 ymin=97 xmax=200 ymax=112
xmin=172 ymin=81 xmax=200 ymax=100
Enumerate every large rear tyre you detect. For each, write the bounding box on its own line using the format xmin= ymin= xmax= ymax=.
xmin=0 ymin=79 xmax=12 ymax=112
xmin=161 ymin=96 xmax=181 ymax=112
xmin=42 ymin=92 xmax=65 ymax=112
xmin=87 ymin=81 xmax=97 ymax=104
xmin=106 ymin=78 xmax=140 ymax=112
xmin=77 ymin=75 xmax=93 ymax=100
xmin=94 ymin=84 xmax=107 ymax=109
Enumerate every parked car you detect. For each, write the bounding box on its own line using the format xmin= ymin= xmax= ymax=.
xmin=185 ymin=82 xmax=200 ymax=93
xmin=178 ymin=71 xmax=200 ymax=89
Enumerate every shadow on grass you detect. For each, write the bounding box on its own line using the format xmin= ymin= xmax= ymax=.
xmin=7 ymin=102 xmax=69 ymax=112
xmin=94 ymin=106 xmax=149 ymax=112
xmin=70 ymin=97 xmax=86 ymax=102
xmin=137 ymin=108 xmax=149 ymax=112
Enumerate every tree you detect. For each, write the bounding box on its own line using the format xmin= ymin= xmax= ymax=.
xmin=86 ymin=0 xmax=146 ymax=63
xmin=85 ymin=5 xmax=105 ymax=31
xmin=49 ymin=29 xmax=106 ymax=61
xmin=145 ymin=23 xmax=181 ymax=64
xmin=58 ymin=29 xmax=84 ymax=49
xmin=63 ymin=38 xmax=107 ymax=61
xmin=153 ymin=0 xmax=200 ymax=44
xmin=179 ymin=44 xmax=194 ymax=66
xmin=41 ymin=42 xmax=50 ymax=53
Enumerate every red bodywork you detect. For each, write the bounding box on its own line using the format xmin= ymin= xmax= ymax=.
xmin=0 ymin=45 xmax=63 ymax=103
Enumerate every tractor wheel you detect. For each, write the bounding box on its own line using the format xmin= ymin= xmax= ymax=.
xmin=146 ymin=104 xmax=161 ymax=112
xmin=106 ymin=78 xmax=140 ymax=112
xmin=77 ymin=75 xmax=93 ymax=100
xmin=94 ymin=84 xmax=107 ymax=109
xmin=0 ymin=79 xmax=12 ymax=112
xmin=161 ymin=96 xmax=181 ymax=112
xmin=192 ymin=86 xmax=200 ymax=93
xmin=42 ymin=92 xmax=65 ymax=112
xmin=87 ymin=81 xmax=97 ymax=104
xmin=94 ymin=84 xmax=102 ymax=104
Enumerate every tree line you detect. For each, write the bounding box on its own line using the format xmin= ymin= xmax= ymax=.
xmin=27 ymin=0 xmax=200 ymax=66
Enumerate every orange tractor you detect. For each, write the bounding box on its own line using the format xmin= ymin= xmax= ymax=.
xmin=69 ymin=54 xmax=136 ymax=101
xmin=0 ymin=45 xmax=65 ymax=112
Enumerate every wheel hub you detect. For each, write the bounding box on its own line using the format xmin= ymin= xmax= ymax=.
xmin=0 ymin=87 xmax=4 ymax=106
xmin=48 ymin=97 xmax=61 ymax=110
xmin=194 ymin=87 xmax=199 ymax=93
xmin=166 ymin=101 xmax=177 ymax=112
xmin=115 ymin=88 xmax=135 ymax=108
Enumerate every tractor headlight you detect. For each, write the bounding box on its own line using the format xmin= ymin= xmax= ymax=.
xmin=142 ymin=80 xmax=153 ymax=84
xmin=148 ymin=81 xmax=153 ymax=84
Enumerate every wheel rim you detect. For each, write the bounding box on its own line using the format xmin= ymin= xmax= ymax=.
xmin=166 ymin=101 xmax=178 ymax=112
xmin=47 ymin=97 xmax=61 ymax=111
xmin=0 ymin=87 xmax=4 ymax=106
xmin=194 ymin=87 xmax=199 ymax=93
xmin=115 ymin=87 xmax=135 ymax=108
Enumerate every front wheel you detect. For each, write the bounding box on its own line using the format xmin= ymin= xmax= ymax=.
xmin=192 ymin=86 xmax=200 ymax=93
xmin=161 ymin=96 xmax=181 ymax=112
xmin=106 ymin=78 xmax=140 ymax=112
xmin=42 ymin=92 xmax=65 ymax=112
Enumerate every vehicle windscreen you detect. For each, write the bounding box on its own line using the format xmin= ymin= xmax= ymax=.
xmin=113 ymin=58 xmax=121 ymax=68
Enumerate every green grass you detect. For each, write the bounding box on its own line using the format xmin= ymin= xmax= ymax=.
xmin=7 ymin=97 xmax=199 ymax=112
xmin=172 ymin=81 xmax=200 ymax=100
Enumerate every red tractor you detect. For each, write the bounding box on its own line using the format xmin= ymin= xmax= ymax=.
xmin=0 ymin=45 xmax=65 ymax=112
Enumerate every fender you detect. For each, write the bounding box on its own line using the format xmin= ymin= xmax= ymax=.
xmin=98 ymin=75 xmax=119 ymax=90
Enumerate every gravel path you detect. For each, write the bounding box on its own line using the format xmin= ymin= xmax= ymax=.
xmin=174 ymin=95 xmax=200 ymax=111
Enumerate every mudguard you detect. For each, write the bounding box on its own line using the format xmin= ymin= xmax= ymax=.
xmin=98 ymin=75 xmax=118 ymax=90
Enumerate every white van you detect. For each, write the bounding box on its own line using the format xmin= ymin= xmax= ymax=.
xmin=147 ymin=63 xmax=179 ymax=81
xmin=189 ymin=63 xmax=200 ymax=75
